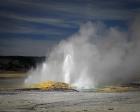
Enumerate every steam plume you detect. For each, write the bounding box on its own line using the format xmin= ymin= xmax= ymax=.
xmin=25 ymin=17 xmax=140 ymax=89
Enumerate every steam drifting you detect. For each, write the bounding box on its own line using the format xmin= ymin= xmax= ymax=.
xmin=25 ymin=18 xmax=140 ymax=89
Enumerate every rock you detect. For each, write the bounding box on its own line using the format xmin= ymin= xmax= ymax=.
xmin=26 ymin=81 xmax=79 ymax=92
xmin=108 ymin=107 xmax=114 ymax=110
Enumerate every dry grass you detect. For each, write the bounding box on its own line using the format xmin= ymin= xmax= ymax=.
xmin=0 ymin=71 xmax=27 ymax=78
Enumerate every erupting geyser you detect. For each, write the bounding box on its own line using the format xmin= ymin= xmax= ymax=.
xmin=25 ymin=20 xmax=140 ymax=90
xmin=63 ymin=54 xmax=73 ymax=83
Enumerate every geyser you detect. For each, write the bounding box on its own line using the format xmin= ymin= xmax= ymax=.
xmin=63 ymin=54 xmax=73 ymax=83
xmin=25 ymin=19 xmax=140 ymax=89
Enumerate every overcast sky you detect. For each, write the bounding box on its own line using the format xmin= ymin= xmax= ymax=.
xmin=0 ymin=0 xmax=140 ymax=56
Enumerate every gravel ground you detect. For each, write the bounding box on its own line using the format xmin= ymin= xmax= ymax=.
xmin=0 ymin=91 xmax=140 ymax=112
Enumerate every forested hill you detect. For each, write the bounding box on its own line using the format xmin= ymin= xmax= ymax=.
xmin=0 ymin=56 xmax=45 ymax=72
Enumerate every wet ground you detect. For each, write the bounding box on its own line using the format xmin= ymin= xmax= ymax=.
xmin=0 ymin=91 xmax=140 ymax=112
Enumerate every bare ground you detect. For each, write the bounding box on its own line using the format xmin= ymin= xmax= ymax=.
xmin=0 ymin=91 xmax=140 ymax=112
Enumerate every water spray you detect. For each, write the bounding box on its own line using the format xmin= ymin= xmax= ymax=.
xmin=63 ymin=54 xmax=73 ymax=83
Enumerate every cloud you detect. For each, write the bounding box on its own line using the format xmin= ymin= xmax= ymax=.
xmin=0 ymin=0 xmax=139 ymax=36
xmin=0 ymin=24 xmax=70 ymax=36
xmin=6 ymin=0 xmax=136 ymax=20
xmin=0 ymin=0 xmax=140 ymax=57
xmin=1 ymin=0 xmax=138 ymax=22
xmin=0 ymin=38 xmax=57 ymax=56
xmin=0 ymin=11 xmax=78 ymax=28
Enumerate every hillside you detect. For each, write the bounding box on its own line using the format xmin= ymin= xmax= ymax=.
xmin=0 ymin=56 xmax=45 ymax=72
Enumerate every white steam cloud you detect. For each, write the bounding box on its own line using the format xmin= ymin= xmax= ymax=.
xmin=25 ymin=17 xmax=140 ymax=89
